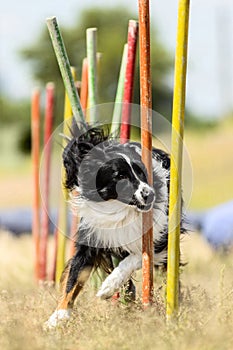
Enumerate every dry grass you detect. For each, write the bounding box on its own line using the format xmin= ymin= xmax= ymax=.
xmin=0 ymin=231 xmax=233 ymax=350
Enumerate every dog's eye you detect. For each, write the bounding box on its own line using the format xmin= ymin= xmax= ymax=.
xmin=113 ymin=171 xmax=127 ymax=180
xmin=118 ymin=174 xmax=128 ymax=180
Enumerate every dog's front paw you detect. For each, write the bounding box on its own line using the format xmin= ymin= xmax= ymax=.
xmin=43 ymin=309 xmax=71 ymax=330
xmin=96 ymin=269 xmax=123 ymax=299
xmin=96 ymin=283 xmax=115 ymax=299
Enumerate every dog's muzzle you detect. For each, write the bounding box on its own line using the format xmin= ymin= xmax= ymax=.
xmin=131 ymin=184 xmax=155 ymax=212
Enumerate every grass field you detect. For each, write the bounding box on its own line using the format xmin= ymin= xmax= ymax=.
xmin=184 ymin=117 xmax=233 ymax=209
xmin=0 ymin=232 xmax=233 ymax=350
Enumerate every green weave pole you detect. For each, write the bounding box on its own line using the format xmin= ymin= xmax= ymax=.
xmin=46 ymin=17 xmax=85 ymax=125
xmin=111 ymin=43 xmax=128 ymax=136
xmin=86 ymin=28 xmax=97 ymax=124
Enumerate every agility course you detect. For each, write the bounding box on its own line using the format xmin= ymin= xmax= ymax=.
xmin=29 ymin=0 xmax=190 ymax=321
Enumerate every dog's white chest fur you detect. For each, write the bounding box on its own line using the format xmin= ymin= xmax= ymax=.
xmin=72 ymin=196 xmax=168 ymax=255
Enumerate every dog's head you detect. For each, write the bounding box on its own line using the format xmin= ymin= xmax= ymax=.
xmin=63 ymin=128 xmax=155 ymax=212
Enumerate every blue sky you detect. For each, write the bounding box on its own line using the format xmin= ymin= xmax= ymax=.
xmin=1 ymin=0 xmax=233 ymax=118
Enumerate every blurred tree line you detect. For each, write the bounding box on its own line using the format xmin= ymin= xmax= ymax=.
xmin=20 ymin=7 xmax=173 ymax=124
xmin=1 ymin=7 xmax=214 ymax=153
xmin=1 ymin=96 xmax=31 ymax=153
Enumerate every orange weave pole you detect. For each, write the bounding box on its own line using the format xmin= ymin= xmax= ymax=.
xmin=80 ymin=57 xmax=88 ymax=113
xmin=31 ymin=88 xmax=41 ymax=282
xmin=138 ymin=0 xmax=154 ymax=306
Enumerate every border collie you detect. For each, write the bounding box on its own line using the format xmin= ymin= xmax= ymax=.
xmin=45 ymin=125 xmax=186 ymax=328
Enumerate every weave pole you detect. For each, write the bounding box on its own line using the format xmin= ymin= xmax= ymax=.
xmin=120 ymin=20 xmax=138 ymax=143
xmin=166 ymin=0 xmax=190 ymax=320
xmin=55 ymin=199 xmax=68 ymax=284
xmin=40 ymin=83 xmax=55 ymax=281
xmin=109 ymin=43 xmax=128 ymax=301
xmin=111 ymin=44 xmax=128 ymax=136
xmin=138 ymin=0 xmax=154 ymax=307
xmin=46 ymin=17 xmax=85 ymax=126
xmin=55 ymin=67 xmax=77 ymax=284
xmin=49 ymin=227 xmax=58 ymax=282
xmin=86 ymin=28 xmax=97 ymax=124
xmin=80 ymin=58 xmax=88 ymax=113
xmin=31 ymin=88 xmax=41 ymax=282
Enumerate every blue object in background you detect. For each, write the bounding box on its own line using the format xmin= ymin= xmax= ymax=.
xmin=188 ymin=201 xmax=233 ymax=250
xmin=0 ymin=208 xmax=60 ymax=236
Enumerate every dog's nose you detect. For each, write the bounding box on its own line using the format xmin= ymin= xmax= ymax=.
xmin=141 ymin=187 xmax=154 ymax=204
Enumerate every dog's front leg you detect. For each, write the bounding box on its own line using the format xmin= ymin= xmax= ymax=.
xmin=96 ymin=254 xmax=141 ymax=299
xmin=44 ymin=245 xmax=96 ymax=329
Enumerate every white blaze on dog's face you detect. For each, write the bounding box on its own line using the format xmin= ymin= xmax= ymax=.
xmin=78 ymin=146 xmax=155 ymax=212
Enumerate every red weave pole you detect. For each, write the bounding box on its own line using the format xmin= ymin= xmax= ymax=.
xmin=40 ymin=83 xmax=55 ymax=281
xmin=112 ymin=21 xmax=138 ymax=301
xmin=138 ymin=0 xmax=154 ymax=307
xmin=80 ymin=57 xmax=88 ymax=114
xmin=120 ymin=20 xmax=138 ymax=143
xmin=31 ymin=88 xmax=41 ymax=282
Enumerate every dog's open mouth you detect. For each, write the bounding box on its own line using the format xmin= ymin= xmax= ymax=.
xmin=129 ymin=197 xmax=154 ymax=212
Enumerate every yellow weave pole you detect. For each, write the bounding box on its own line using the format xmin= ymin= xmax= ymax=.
xmin=55 ymin=67 xmax=77 ymax=284
xmin=166 ymin=0 xmax=190 ymax=320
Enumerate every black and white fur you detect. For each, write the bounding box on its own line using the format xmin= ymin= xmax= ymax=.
xmin=45 ymin=125 xmax=186 ymax=328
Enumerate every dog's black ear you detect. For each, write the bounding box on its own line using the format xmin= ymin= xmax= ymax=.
xmin=62 ymin=140 xmax=79 ymax=190
xmin=62 ymin=139 xmax=94 ymax=190
xmin=77 ymin=142 xmax=93 ymax=159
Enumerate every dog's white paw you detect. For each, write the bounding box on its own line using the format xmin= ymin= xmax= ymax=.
xmin=96 ymin=269 xmax=122 ymax=299
xmin=96 ymin=255 xmax=141 ymax=300
xmin=43 ymin=309 xmax=71 ymax=330
xmin=96 ymin=284 xmax=115 ymax=299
